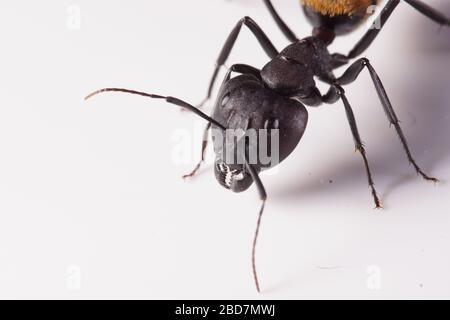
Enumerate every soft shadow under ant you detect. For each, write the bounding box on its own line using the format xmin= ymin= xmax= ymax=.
xmin=275 ymin=7 xmax=450 ymax=207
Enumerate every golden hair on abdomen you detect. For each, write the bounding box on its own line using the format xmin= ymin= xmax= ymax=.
xmin=302 ymin=0 xmax=377 ymax=17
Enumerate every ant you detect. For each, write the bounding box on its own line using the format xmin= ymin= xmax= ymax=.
xmin=86 ymin=0 xmax=449 ymax=292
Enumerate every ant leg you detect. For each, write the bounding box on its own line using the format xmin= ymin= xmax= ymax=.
xmin=326 ymin=85 xmax=382 ymax=208
xmin=290 ymin=87 xmax=323 ymax=107
xmin=343 ymin=0 xmax=449 ymax=59
xmin=404 ymin=0 xmax=450 ymax=25
xmin=263 ymin=0 xmax=298 ymax=42
xmin=346 ymin=0 xmax=400 ymax=59
xmin=182 ymin=123 xmax=211 ymax=179
xmin=337 ymin=58 xmax=438 ymax=182
xmin=199 ymin=17 xmax=278 ymax=108
xmin=295 ymin=84 xmax=384 ymax=208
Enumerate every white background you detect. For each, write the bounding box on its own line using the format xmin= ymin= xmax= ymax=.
xmin=0 ymin=0 xmax=449 ymax=299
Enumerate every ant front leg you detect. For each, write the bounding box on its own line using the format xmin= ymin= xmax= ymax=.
xmin=199 ymin=17 xmax=278 ymax=109
xmin=182 ymin=122 xmax=211 ymax=179
xmin=336 ymin=58 xmax=438 ymax=183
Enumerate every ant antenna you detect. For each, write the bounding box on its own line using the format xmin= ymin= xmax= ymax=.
xmin=252 ymin=199 xmax=266 ymax=293
xmin=85 ymin=88 xmax=226 ymax=130
xmin=244 ymin=159 xmax=267 ymax=293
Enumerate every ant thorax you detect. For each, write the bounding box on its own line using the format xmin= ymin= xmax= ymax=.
xmin=261 ymin=38 xmax=333 ymax=95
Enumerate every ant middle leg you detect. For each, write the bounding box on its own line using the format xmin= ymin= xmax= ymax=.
xmin=336 ymin=58 xmax=438 ymax=183
xmin=326 ymin=85 xmax=383 ymax=208
xmin=289 ymin=84 xmax=381 ymax=207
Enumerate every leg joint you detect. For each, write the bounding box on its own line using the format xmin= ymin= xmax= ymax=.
xmin=241 ymin=16 xmax=252 ymax=24
xmin=359 ymin=57 xmax=370 ymax=66
xmin=356 ymin=144 xmax=365 ymax=154
xmin=333 ymin=84 xmax=345 ymax=96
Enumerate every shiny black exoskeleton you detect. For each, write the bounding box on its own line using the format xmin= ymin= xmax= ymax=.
xmin=85 ymin=0 xmax=449 ymax=293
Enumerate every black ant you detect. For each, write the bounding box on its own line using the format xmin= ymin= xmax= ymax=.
xmin=86 ymin=0 xmax=449 ymax=292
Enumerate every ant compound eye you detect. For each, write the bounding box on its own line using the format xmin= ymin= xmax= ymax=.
xmin=264 ymin=118 xmax=280 ymax=130
xmin=221 ymin=93 xmax=231 ymax=108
